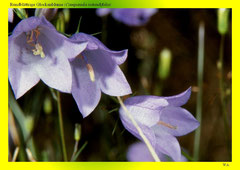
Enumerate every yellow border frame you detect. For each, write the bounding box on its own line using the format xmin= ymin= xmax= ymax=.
xmin=3 ymin=0 xmax=237 ymax=169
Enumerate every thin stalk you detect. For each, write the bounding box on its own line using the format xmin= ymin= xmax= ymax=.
xmin=70 ymin=140 xmax=79 ymax=161
xmin=219 ymin=35 xmax=231 ymax=158
xmin=117 ymin=96 xmax=160 ymax=162
xmin=219 ymin=35 xmax=229 ymax=130
xmin=25 ymin=148 xmax=36 ymax=162
xmin=12 ymin=147 xmax=20 ymax=162
xmin=193 ymin=22 xmax=205 ymax=161
xmin=56 ymin=91 xmax=68 ymax=161
xmin=71 ymin=141 xmax=88 ymax=161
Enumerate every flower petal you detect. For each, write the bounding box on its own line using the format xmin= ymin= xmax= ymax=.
xmin=86 ymin=50 xmax=132 ymax=96
xmin=71 ymin=33 xmax=128 ymax=65
xmin=119 ymin=107 xmax=156 ymax=148
xmin=9 ymin=61 xmax=40 ymax=99
xmin=12 ymin=16 xmax=55 ymax=36
xmin=152 ymin=125 xmax=182 ymax=161
xmin=96 ymin=8 xmax=112 ymax=17
xmin=127 ymin=142 xmax=155 ymax=162
xmin=112 ymin=9 xmax=157 ymax=26
xmin=33 ymin=52 xmax=72 ymax=93
xmin=127 ymin=142 xmax=187 ymax=162
xmin=8 ymin=34 xmax=40 ymax=99
xmin=124 ymin=95 xmax=169 ymax=110
xmin=159 ymin=106 xmax=200 ymax=136
xmin=71 ymin=58 xmax=101 ymax=118
xmin=162 ymin=87 xmax=192 ymax=107
xmin=122 ymin=96 xmax=162 ymax=127
xmin=40 ymin=28 xmax=88 ymax=60
xmin=127 ymin=142 xmax=170 ymax=162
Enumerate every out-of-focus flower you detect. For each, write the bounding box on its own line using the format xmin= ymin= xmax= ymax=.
xmin=96 ymin=8 xmax=158 ymax=26
xmin=119 ymin=87 xmax=199 ymax=161
xmin=127 ymin=142 xmax=187 ymax=162
xmin=217 ymin=8 xmax=230 ymax=35
xmin=35 ymin=8 xmax=58 ymax=21
xmin=8 ymin=8 xmax=14 ymax=23
xmin=8 ymin=16 xmax=88 ymax=99
xmin=70 ymin=33 xmax=132 ymax=118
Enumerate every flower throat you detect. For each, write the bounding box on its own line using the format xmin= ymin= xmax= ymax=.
xmin=26 ymin=28 xmax=45 ymax=58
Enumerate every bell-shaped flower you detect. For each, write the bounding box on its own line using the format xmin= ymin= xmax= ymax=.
xmin=9 ymin=16 xmax=88 ymax=99
xmin=127 ymin=141 xmax=187 ymax=162
xmin=96 ymin=8 xmax=158 ymax=26
xmin=119 ymin=87 xmax=199 ymax=161
xmin=70 ymin=33 xmax=132 ymax=118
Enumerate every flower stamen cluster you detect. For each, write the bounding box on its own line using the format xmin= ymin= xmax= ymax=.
xmin=26 ymin=28 xmax=45 ymax=58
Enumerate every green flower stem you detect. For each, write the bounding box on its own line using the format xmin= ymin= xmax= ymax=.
xmin=117 ymin=96 xmax=160 ymax=162
xmin=70 ymin=140 xmax=79 ymax=161
xmin=56 ymin=91 xmax=68 ymax=161
xmin=71 ymin=141 xmax=88 ymax=161
xmin=219 ymin=35 xmax=229 ymax=129
xmin=193 ymin=22 xmax=205 ymax=161
xmin=219 ymin=35 xmax=231 ymax=158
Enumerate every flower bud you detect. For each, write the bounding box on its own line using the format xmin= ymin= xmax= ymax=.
xmin=56 ymin=12 xmax=65 ymax=33
xmin=43 ymin=96 xmax=52 ymax=114
xmin=63 ymin=9 xmax=70 ymax=23
xmin=158 ymin=48 xmax=172 ymax=80
xmin=218 ymin=8 xmax=230 ymax=35
xmin=14 ymin=8 xmax=28 ymax=19
xmin=25 ymin=116 xmax=34 ymax=133
xmin=74 ymin=124 xmax=81 ymax=141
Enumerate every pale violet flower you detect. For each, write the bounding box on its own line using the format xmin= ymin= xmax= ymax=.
xmin=127 ymin=142 xmax=187 ymax=162
xmin=119 ymin=87 xmax=199 ymax=161
xmin=9 ymin=16 xmax=88 ymax=99
xmin=96 ymin=8 xmax=158 ymax=26
xmin=70 ymin=33 xmax=132 ymax=118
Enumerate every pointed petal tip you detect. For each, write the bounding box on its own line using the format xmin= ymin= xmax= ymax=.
xmin=112 ymin=49 xmax=128 ymax=65
xmin=81 ymin=112 xmax=90 ymax=119
xmin=14 ymin=92 xmax=21 ymax=100
xmin=164 ymin=86 xmax=192 ymax=107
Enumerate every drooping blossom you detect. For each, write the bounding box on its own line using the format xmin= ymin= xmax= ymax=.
xmin=8 ymin=16 xmax=88 ymax=99
xmin=96 ymin=8 xmax=158 ymax=26
xmin=127 ymin=141 xmax=187 ymax=162
xmin=119 ymin=87 xmax=199 ymax=161
xmin=8 ymin=8 xmax=14 ymax=23
xmin=70 ymin=33 xmax=132 ymax=118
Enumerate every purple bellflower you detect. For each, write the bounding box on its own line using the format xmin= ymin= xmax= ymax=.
xmin=127 ymin=141 xmax=187 ymax=162
xmin=70 ymin=33 xmax=132 ymax=118
xmin=8 ymin=8 xmax=14 ymax=23
xmin=9 ymin=16 xmax=88 ymax=99
xmin=96 ymin=8 xmax=158 ymax=26
xmin=119 ymin=87 xmax=199 ymax=161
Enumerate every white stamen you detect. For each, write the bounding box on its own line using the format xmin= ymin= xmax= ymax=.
xmin=32 ymin=43 xmax=45 ymax=58
xmin=86 ymin=64 xmax=95 ymax=82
